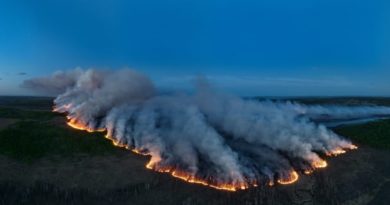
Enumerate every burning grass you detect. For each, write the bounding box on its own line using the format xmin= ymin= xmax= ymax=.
xmin=99 ymin=128 xmax=352 ymax=191
xmin=0 ymin=106 xmax=362 ymax=191
xmin=1 ymin=97 xmax=390 ymax=204
xmin=59 ymin=106 xmax=359 ymax=191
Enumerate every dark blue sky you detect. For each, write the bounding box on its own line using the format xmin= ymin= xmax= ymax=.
xmin=0 ymin=0 xmax=389 ymax=96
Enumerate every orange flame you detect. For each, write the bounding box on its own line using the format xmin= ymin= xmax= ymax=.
xmin=326 ymin=149 xmax=346 ymax=156
xmin=304 ymin=170 xmax=313 ymax=175
xmin=67 ymin=118 xmax=105 ymax=133
xmin=326 ymin=144 xmax=357 ymax=156
xmin=312 ymin=159 xmax=328 ymax=169
xmin=277 ymin=171 xmax=299 ymax=185
xmin=145 ymin=160 xmax=246 ymax=191
xmin=147 ymin=166 xmax=248 ymax=191
xmin=61 ymin=113 xmax=358 ymax=191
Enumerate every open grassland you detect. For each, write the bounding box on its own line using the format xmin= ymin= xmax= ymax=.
xmin=0 ymin=97 xmax=119 ymax=162
xmin=0 ymin=96 xmax=389 ymax=205
xmin=0 ymin=111 xmax=389 ymax=162
xmin=287 ymin=97 xmax=390 ymax=106
xmin=0 ymin=107 xmax=58 ymax=120
xmin=255 ymin=96 xmax=390 ymax=106
xmin=0 ymin=120 xmax=118 ymax=162
xmin=0 ymin=96 xmax=53 ymax=110
xmin=335 ymin=119 xmax=390 ymax=149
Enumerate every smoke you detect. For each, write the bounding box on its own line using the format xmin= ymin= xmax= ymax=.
xmin=21 ymin=68 xmax=84 ymax=95
xmin=23 ymin=68 xmax=390 ymax=190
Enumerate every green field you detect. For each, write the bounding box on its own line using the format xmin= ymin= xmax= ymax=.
xmin=335 ymin=119 xmax=390 ymax=149
xmin=255 ymin=96 xmax=390 ymax=106
xmin=0 ymin=96 xmax=390 ymax=205
xmin=1 ymin=106 xmax=389 ymax=163
xmin=0 ymin=120 xmax=118 ymax=162
xmin=1 ymin=98 xmax=389 ymax=162
xmin=0 ymin=107 xmax=58 ymax=120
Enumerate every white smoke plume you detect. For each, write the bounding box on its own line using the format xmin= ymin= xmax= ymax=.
xmin=21 ymin=68 xmax=84 ymax=95
xmin=23 ymin=68 xmax=390 ymax=191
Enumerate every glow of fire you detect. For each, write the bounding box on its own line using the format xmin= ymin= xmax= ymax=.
xmin=277 ymin=171 xmax=299 ymax=185
xmin=304 ymin=170 xmax=313 ymax=175
xmin=312 ymin=159 xmax=328 ymax=169
xmin=61 ymin=113 xmax=358 ymax=191
xmin=67 ymin=119 xmax=105 ymax=133
xmin=326 ymin=144 xmax=357 ymax=156
xmin=327 ymin=149 xmax=346 ymax=156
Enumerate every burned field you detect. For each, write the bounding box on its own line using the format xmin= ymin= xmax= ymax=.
xmin=0 ymin=96 xmax=390 ymax=205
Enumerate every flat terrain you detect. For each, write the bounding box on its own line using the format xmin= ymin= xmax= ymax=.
xmin=255 ymin=96 xmax=390 ymax=106
xmin=0 ymin=96 xmax=389 ymax=205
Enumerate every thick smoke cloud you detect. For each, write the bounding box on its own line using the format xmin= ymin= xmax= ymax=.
xmin=21 ymin=69 xmax=82 ymax=95
xmin=23 ymin=68 xmax=390 ymax=190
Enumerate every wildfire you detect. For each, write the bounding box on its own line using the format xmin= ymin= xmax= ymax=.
xmin=327 ymin=149 xmax=346 ymax=156
xmin=277 ymin=171 xmax=299 ymax=185
xmin=66 ymin=118 xmax=105 ymax=133
xmin=304 ymin=170 xmax=313 ymax=175
xmin=326 ymin=144 xmax=358 ymax=156
xmin=145 ymin=161 xmax=244 ymax=191
xmin=147 ymin=166 xmax=248 ymax=191
xmin=67 ymin=120 xmax=93 ymax=132
xmin=312 ymin=159 xmax=328 ymax=169
xmin=146 ymin=161 xmax=302 ymax=190
xmin=62 ymin=114 xmax=357 ymax=192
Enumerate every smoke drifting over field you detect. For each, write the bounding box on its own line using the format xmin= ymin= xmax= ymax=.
xmin=23 ymin=68 xmax=390 ymax=191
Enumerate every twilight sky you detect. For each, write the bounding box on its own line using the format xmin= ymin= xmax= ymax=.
xmin=0 ymin=0 xmax=389 ymax=96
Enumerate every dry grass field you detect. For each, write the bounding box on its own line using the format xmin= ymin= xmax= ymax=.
xmin=0 ymin=96 xmax=389 ymax=205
